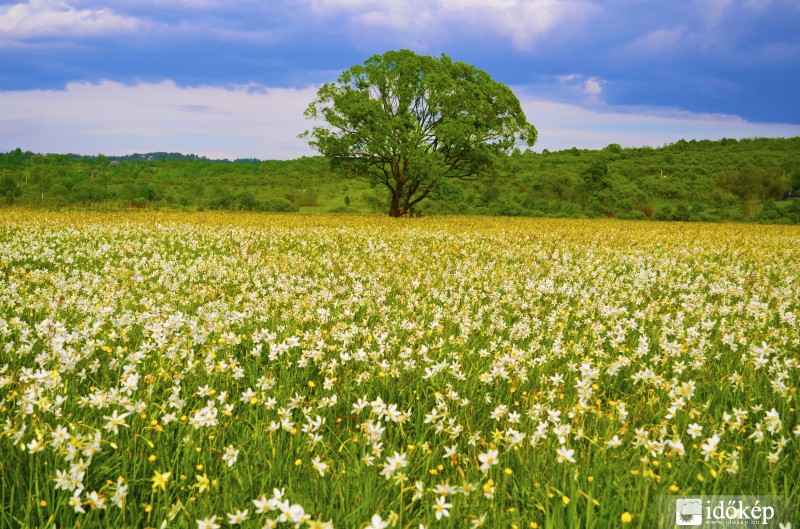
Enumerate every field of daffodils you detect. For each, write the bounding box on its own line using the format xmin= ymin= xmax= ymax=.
xmin=1 ymin=211 xmax=797 ymax=528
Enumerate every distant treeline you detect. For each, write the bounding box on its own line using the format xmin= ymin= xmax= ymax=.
xmin=2 ymin=137 xmax=800 ymax=223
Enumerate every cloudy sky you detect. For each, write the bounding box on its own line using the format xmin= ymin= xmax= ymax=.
xmin=1 ymin=0 xmax=799 ymax=160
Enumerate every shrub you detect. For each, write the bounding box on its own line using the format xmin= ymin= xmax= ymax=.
xmin=285 ymin=189 xmax=319 ymax=207
xmin=617 ymin=209 xmax=648 ymax=220
xmin=261 ymin=198 xmax=299 ymax=212
xmin=633 ymin=203 xmax=654 ymax=218
xmin=654 ymin=205 xmax=673 ymax=221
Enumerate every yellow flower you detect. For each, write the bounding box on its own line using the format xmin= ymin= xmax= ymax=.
xmin=621 ymin=512 xmax=633 ymax=523
xmin=195 ymin=473 xmax=210 ymax=493
xmin=562 ymin=496 xmax=570 ymax=506
xmin=151 ymin=470 xmax=171 ymax=492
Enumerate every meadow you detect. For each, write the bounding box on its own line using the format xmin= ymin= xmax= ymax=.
xmin=0 ymin=211 xmax=798 ymax=528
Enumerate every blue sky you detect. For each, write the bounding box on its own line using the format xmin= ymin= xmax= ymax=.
xmin=1 ymin=0 xmax=800 ymax=160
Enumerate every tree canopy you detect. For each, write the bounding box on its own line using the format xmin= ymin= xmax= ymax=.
xmin=301 ymin=49 xmax=538 ymax=217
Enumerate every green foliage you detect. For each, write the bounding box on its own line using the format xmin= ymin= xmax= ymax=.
xmin=755 ymin=199 xmax=790 ymax=224
xmin=285 ymin=189 xmax=319 ymax=207
xmin=261 ymin=198 xmax=300 ymax=212
xmin=787 ymin=197 xmax=800 ymax=223
xmin=0 ymin=174 xmax=21 ymax=204
xmin=301 ymin=49 xmax=537 ymax=216
xmin=1 ymin=136 xmax=800 ymax=223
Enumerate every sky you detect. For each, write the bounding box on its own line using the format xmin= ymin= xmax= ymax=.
xmin=1 ymin=0 xmax=800 ymax=160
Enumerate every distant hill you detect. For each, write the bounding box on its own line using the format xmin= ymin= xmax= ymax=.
xmin=1 ymin=137 xmax=799 ymax=223
xmin=106 ymin=152 xmax=262 ymax=164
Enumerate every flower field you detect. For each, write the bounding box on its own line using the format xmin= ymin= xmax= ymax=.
xmin=1 ymin=211 xmax=798 ymax=528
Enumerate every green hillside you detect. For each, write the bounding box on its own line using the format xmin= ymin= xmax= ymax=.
xmin=2 ymin=136 xmax=799 ymax=223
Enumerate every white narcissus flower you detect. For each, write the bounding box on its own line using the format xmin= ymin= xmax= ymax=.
xmin=222 ymin=445 xmax=239 ymax=467
xmin=700 ymin=434 xmax=720 ymax=460
xmin=556 ymin=446 xmax=576 ymax=464
xmin=434 ymin=496 xmax=452 ymax=519
xmin=196 ymin=515 xmax=220 ymax=529
xmin=312 ymin=455 xmax=329 ymax=476
xmin=366 ymin=514 xmax=390 ymax=529
xmin=477 ymin=449 xmax=499 ymax=472
xmin=226 ymin=509 xmax=249 ymax=524
xmin=687 ymin=423 xmax=703 ymax=439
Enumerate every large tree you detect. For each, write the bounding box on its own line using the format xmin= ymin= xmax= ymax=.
xmin=301 ymin=50 xmax=537 ymax=217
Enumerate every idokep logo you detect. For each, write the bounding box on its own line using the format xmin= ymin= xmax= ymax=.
xmin=675 ymin=498 xmax=703 ymax=526
xmin=666 ymin=496 xmax=787 ymax=527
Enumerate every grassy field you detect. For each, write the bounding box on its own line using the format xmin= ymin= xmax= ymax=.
xmin=0 ymin=211 xmax=798 ymax=528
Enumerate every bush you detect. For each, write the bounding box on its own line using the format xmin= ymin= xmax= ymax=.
xmin=654 ymin=205 xmax=673 ymax=221
xmin=617 ymin=209 xmax=648 ymax=220
xmin=755 ymin=199 xmax=788 ymax=224
xmin=208 ymin=196 xmax=233 ymax=210
xmin=787 ymin=199 xmax=800 ymax=223
xmin=633 ymin=203 xmax=654 ymax=218
xmin=696 ymin=212 xmax=722 ymax=222
xmin=556 ymin=201 xmax=583 ymax=216
xmin=491 ymin=202 xmax=525 ymax=216
xmin=261 ymin=198 xmax=299 ymax=212
xmin=673 ymin=203 xmax=691 ymax=221
xmin=285 ymin=189 xmax=319 ymax=207
xmin=234 ymin=192 xmax=260 ymax=211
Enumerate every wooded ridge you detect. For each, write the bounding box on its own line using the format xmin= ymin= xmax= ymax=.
xmin=2 ymin=136 xmax=799 ymax=223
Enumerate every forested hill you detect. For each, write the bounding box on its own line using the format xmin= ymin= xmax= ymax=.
xmin=1 ymin=136 xmax=799 ymax=223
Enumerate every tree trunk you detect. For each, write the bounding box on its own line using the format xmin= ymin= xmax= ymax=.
xmin=388 ymin=192 xmax=407 ymax=217
xmin=388 ymin=158 xmax=409 ymax=217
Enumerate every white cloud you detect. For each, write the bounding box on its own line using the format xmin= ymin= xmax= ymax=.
xmin=629 ymin=26 xmax=685 ymax=54
xmin=517 ymin=92 xmax=800 ymax=152
xmin=702 ymin=0 xmax=734 ymax=22
xmin=1 ymin=80 xmax=799 ymax=160
xmin=0 ymin=81 xmax=318 ymax=159
xmin=303 ymin=0 xmax=597 ymax=49
xmin=582 ymin=77 xmax=602 ymax=98
xmin=0 ymin=0 xmax=141 ymax=39
xmin=556 ymin=74 xmax=605 ymax=104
